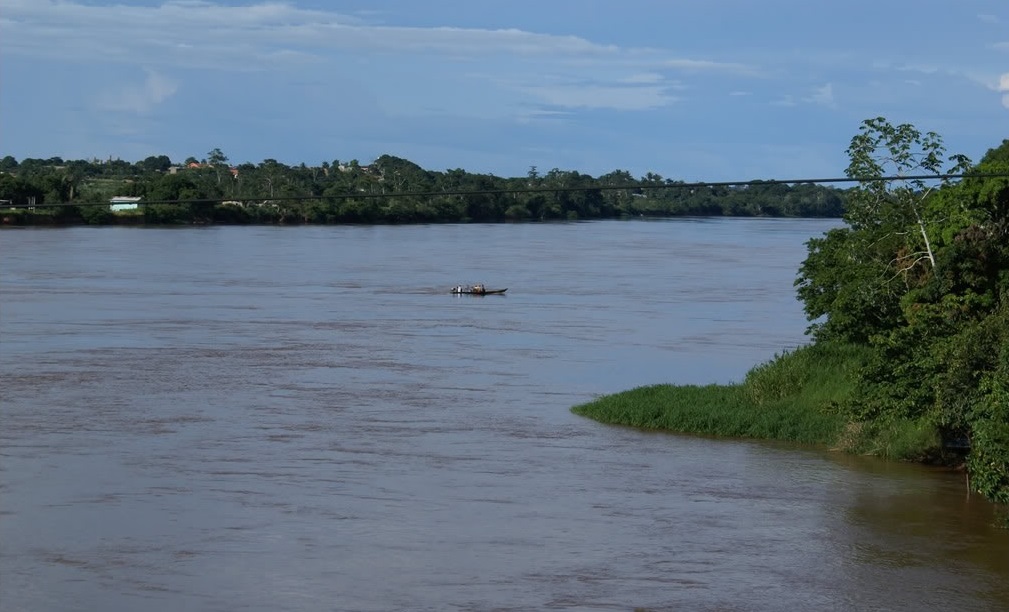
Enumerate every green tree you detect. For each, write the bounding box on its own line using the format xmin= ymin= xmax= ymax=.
xmin=207 ymin=148 xmax=229 ymax=185
xmin=796 ymin=117 xmax=972 ymax=343
xmin=141 ymin=155 xmax=173 ymax=173
xmin=0 ymin=155 xmax=18 ymax=171
xmin=844 ymin=117 xmax=972 ymax=269
xmin=146 ymin=173 xmax=204 ymax=202
xmin=0 ymin=173 xmax=44 ymax=206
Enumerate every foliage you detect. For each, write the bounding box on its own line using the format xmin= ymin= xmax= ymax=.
xmin=968 ymin=377 xmax=1009 ymax=504
xmin=743 ymin=341 xmax=869 ymax=406
xmin=0 ymin=173 xmax=45 ymax=207
xmin=796 ymin=117 xmax=973 ymax=344
xmin=795 ymin=226 xmax=904 ymax=343
xmin=963 ymin=300 xmax=1009 ymax=504
xmin=79 ymin=204 xmax=114 ymax=225
xmin=838 ymin=418 xmax=943 ymax=462
xmin=794 ymin=118 xmax=1009 ymax=505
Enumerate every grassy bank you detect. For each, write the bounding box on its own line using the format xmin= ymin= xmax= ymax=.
xmin=572 ymin=341 xmax=962 ymax=463
xmin=571 ymin=340 xmax=1009 ymax=511
xmin=571 ymin=342 xmax=872 ymax=447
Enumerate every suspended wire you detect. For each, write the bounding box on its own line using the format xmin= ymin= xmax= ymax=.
xmin=8 ymin=172 xmax=1009 ymax=208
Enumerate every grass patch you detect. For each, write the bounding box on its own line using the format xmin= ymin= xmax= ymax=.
xmin=839 ymin=418 xmax=942 ymax=461
xmin=572 ymin=342 xmax=871 ymax=446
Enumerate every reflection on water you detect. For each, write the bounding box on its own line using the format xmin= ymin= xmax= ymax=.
xmin=1 ymin=220 xmax=1007 ymax=612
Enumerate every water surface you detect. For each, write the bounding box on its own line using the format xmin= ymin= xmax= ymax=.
xmin=2 ymin=220 xmax=1006 ymax=611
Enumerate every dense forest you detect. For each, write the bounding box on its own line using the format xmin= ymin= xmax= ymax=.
xmin=0 ymin=150 xmax=847 ymax=225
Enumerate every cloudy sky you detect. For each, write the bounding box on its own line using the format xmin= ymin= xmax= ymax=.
xmin=1 ymin=0 xmax=1006 ymax=180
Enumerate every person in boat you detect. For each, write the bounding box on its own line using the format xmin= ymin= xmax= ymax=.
xmin=472 ymin=283 xmax=485 ymax=294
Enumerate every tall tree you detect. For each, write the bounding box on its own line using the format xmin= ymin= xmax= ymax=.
xmin=844 ymin=117 xmax=972 ymax=269
xmin=797 ymin=117 xmax=972 ymax=343
xmin=207 ymin=148 xmax=229 ymax=184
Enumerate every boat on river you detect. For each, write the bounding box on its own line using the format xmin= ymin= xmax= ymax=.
xmin=451 ymin=284 xmax=507 ymax=295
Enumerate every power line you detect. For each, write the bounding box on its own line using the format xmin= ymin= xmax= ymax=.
xmin=8 ymin=172 xmax=1009 ymax=208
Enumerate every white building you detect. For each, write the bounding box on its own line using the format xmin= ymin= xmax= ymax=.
xmin=110 ymin=196 xmax=142 ymax=211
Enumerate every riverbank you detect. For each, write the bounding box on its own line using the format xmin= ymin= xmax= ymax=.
xmin=571 ymin=342 xmax=955 ymax=462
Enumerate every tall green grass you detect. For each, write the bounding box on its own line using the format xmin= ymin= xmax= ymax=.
xmin=572 ymin=342 xmax=871 ymax=446
xmin=838 ymin=419 xmax=942 ymax=461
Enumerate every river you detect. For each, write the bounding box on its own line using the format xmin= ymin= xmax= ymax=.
xmin=1 ymin=219 xmax=1006 ymax=612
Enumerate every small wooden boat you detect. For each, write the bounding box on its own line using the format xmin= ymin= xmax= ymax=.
xmin=451 ymin=285 xmax=507 ymax=295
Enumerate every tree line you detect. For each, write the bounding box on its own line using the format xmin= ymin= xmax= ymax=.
xmin=0 ymin=150 xmax=847 ymax=225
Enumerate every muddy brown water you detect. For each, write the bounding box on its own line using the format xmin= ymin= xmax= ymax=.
xmin=1 ymin=220 xmax=1007 ymax=612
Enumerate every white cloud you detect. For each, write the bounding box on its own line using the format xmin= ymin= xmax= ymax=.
xmin=873 ymin=59 xmax=1008 ymax=104
xmin=660 ymin=58 xmax=757 ymax=75
xmin=0 ymin=0 xmax=758 ymax=118
xmin=95 ymin=70 xmax=179 ymax=114
xmin=980 ymin=71 xmax=1009 ymax=109
xmin=0 ymin=1 xmax=758 ymax=75
xmin=514 ymin=109 xmax=570 ymax=124
xmin=874 ymin=60 xmax=939 ymax=75
xmin=520 ymin=83 xmax=677 ymax=111
xmin=803 ymin=83 xmax=837 ymax=108
xmin=0 ymin=3 xmax=620 ymax=62
xmin=621 ymin=72 xmax=664 ymax=84
xmin=770 ymin=84 xmax=836 ymax=109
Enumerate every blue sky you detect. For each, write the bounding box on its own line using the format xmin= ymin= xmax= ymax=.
xmin=1 ymin=0 xmax=1006 ymax=180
